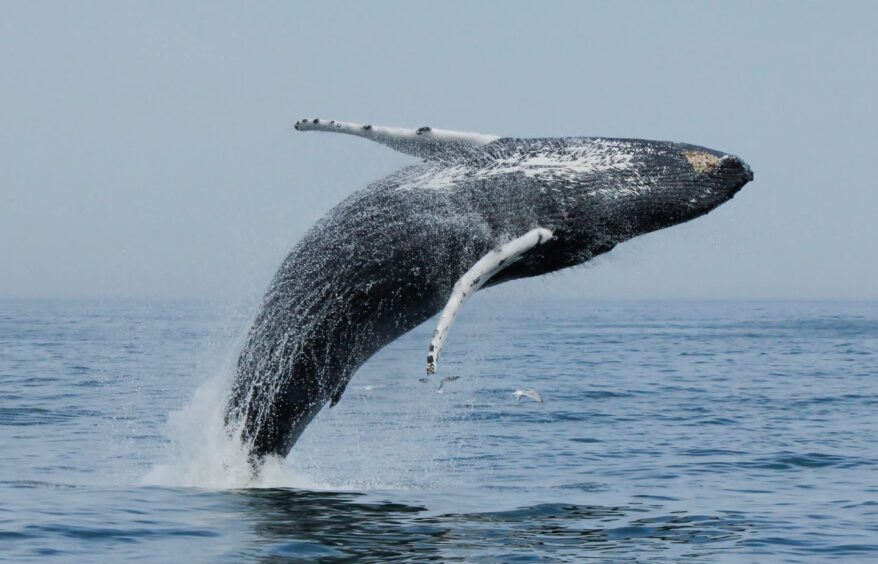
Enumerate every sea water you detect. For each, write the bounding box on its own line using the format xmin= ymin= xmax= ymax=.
xmin=1 ymin=298 xmax=876 ymax=561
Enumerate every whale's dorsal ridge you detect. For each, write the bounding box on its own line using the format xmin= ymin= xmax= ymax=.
xmin=294 ymin=117 xmax=500 ymax=161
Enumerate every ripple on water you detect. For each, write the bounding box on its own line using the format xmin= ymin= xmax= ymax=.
xmin=0 ymin=407 xmax=103 ymax=426
xmin=1 ymin=299 xmax=877 ymax=560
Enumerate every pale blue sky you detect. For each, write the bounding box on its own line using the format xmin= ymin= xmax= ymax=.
xmin=1 ymin=1 xmax=876 ymax=300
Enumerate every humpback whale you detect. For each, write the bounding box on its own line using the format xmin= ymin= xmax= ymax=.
xmin=226 ymin=118 xmax=753 ymax=461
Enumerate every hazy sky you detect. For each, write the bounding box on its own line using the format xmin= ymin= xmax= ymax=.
xmin=1 ymin=1 xmax=876 ymax=301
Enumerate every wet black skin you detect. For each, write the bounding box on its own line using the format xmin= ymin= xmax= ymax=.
xmin=226 ymin=137 xmax=753 ymax=461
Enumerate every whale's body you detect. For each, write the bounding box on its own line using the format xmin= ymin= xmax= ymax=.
xmin=226 ymin=120 xmax=753 ymax=460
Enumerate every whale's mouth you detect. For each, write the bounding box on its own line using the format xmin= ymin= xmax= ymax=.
xmin=716 ymin=155 xmax=754 ymax=196
xmin=717 ymin=154 xmax=754 ymax=183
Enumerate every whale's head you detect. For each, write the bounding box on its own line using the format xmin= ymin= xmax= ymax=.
xmin=634 ymin=143 xmax=753 ymax=229
xmin=553 ymin=138 xmax=753 ymax=247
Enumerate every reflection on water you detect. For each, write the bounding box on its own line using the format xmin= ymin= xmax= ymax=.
xmin=237 ymin=489 xmax=433 ymax=560
xmin=234 ymin=488 xmax=750 ymax=561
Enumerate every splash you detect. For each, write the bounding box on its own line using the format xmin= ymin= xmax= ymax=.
xmin=142 ymin=327 xmax=462 ymax=491
xmin=142 ymin=339 xmax=328 ymax=489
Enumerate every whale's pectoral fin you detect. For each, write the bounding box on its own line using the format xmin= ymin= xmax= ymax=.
xmin=293 ymin=118 xmax=500 ymax=160
xmin=426 ymin=227 xmax=554 ymax=375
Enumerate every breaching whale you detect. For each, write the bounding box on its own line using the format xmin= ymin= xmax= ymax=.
xmin=226 ymin=118 xmax=753 ymax=461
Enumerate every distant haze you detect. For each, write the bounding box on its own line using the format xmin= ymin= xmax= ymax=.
xmin=1 ymin=2 xmax=876 ymax=301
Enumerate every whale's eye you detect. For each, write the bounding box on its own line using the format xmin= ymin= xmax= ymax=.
xmin=682 ymin=151 xmax=721 ymax=174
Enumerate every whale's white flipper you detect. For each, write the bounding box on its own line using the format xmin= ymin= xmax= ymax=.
xmin=294 ymin=118 xmax=500 ymax=160
xmin=426 ymin=227 xmax=553 ymax=375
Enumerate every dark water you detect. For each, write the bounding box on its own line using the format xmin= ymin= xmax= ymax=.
xmin=1 ymin=299 xmax=877 ymax=561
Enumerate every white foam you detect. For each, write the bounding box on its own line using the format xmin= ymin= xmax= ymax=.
xmin=141 ymin=351 xmax=451 ymax=491
xmin=141 ymin=304 xmax=465 ymax=492
xmin=141 ymin=348 xmax=330 ymax=490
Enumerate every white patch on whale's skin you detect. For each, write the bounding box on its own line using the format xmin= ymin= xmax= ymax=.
xmin=294 ymin=118 xmax=499 ymax=159
xmin=407 ymin=138 xmax=644 ymax=195
xmin=492 ymin=140 xmax=636 ymax=179
xmin=426 ymin=227 xmax=553 ymax=375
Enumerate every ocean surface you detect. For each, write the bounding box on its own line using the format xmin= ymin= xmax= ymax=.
xmin=1 ymin=298 xmax=876 ymax=561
